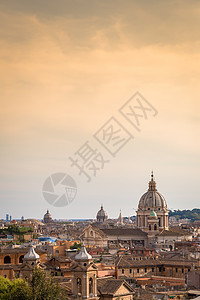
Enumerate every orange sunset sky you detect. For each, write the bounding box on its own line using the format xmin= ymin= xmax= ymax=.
xmin=0 ymin=0 xmax=200 ymax=219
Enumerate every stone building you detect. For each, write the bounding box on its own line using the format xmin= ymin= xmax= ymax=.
xmin=97 ymin=278 xmax=134 ymax=300
xmin=96 ymin=205 xmax=108 ymax=223
xmin=0 ymin=247 xmax=46 ymax=280
xmin=115 ymin=253 xmax=197 ymax=280
xmin=80 ymin=224 xmax=108 ymax=248
xmin=80 ymin=225 xmax=148 ymax=249
xmin=71 ymin=246 xmax=134 ymax=300
xmin=71 ymin=245 xmax=98 ymax=299
xmin=137 ymin=172 xmax=169 ymax=233
xmin=19 ymin=246 xmax=45 ymax=280
xmin=101 ymin=228 xmax=148 ymax=248
xmin=43 ymin=209 xmax=53 ymax=224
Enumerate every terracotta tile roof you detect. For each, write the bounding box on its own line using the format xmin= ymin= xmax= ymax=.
xmin=101 ymin=228 xmax=148 ymax=236
xmin=98 ymin=279 xmax=134 ymax=295
xmin=158 ymin=228 xmax=192 ymax=237
xmin=115 ymin=254 xmax=197 ymax=268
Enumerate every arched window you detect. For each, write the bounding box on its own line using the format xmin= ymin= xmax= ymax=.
xmin=77 ymin=278 xmax=82 ymax=293
xmin=154 ymin=224 xmax=157 ymax=231
xmin=4 ymin=256 xmax=11 ymax=264
xmin=149 ymin=224 xmax=151 ymax=231
xmin=19 ymin=255 xmax=24 ymax=264
xmin=89 ymin=278 xmax=93 ymax=295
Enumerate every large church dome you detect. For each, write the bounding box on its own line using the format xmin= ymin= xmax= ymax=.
xmin=138 ymin=173 xmax=167 ymax=210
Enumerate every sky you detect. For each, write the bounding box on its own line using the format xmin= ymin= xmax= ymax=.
xmin=0 ymin=0 xmax=199 ymax=220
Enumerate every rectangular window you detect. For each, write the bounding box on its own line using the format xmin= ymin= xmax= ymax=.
xmin=163 ymin=267 xmax=165 ymax=272
xmin=122 ymin=269 xmax=124 ymax=274
xmin=176 ymin=268 xmax=178 ymax=273
xmin=137 ymin=269 xmax=139 ymax=273
xmin=159 ymin=267 xmax=162 ymax=272
xmin=182 ymin=268 xmax=184 ymax=273
xmin=152 ymin=267 xmax=154 ymax=272
xmin=145 ymin=268 xmax=147 ymax=273
xmin=129 ymin=269 xmax=132 ymax=274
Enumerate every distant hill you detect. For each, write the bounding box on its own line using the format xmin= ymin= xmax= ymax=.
xmin=169 ymin=209 xmax=200 ymax=222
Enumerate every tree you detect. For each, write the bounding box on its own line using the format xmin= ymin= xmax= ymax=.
xmin=9 ymin=279 xmax=32 ymax=300
xmin=0 ymin=276 xmax=11 ymax=299
xmin=31 ymin=268 xmax=66 ymax=300
xmin=70 ymin=242 xmax=82 ymax=250
xmin=0 ymin=277 xmax=31 ymax=300
xmin=0 ymin=268 xmax=67 ymax=300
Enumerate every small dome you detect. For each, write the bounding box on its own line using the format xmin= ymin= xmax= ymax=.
xmin=96 ymin=205 xmax=108 ymax=223
xmin=75 ymin=246 xmax=92 ymax=261
xmin=150 ymin=211 xmax=157 ymax=217
xmin=43 ymin=209 xmax=53 ymax=223
xmin=24 ymin=246 xmax=40 ymax=260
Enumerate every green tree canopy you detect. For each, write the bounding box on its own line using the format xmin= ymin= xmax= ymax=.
xmin=0 ymin=268 xmax=67 ymax=300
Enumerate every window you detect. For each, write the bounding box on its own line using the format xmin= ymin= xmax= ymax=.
xmin=90 ymin=231 xmax=93 ymax=237
xmin=154 ymin=224 xmax=157 ymax=231
xmin=176 ymin=268 xmax=178 ymax=273
xmin=182 ymin=268 xmax=184 ymax=274
xmin=159 ymin=267 xmax=162 ymax=272
xmin=19 ymin=255 xmax=24 ymax=264
xmin=89 ymin=278 xmax=93 ymax=295
xmin=122 ymin=269 xmax=124 ymax=274
xmin=145 ymin=268 xmax=147 ymax=273
xmin=77 ymin=278 xmax=82 ymax=293
xmin=137 ymin=269 xmax=139 ymax=273
xmin=129 ymin=269 xmax=132 ymax=274
xmin=163 ymin=267 xmax=165 ymax=272
xmin=4 ymin=256 xmax=11 ymax=264
xmin=55 ymin=250 xmax=59 ymax=253
xmin=149 ymin=225 xmax=151 ymax=231
xmin=152 ymin=267 xmax=154 ymax=272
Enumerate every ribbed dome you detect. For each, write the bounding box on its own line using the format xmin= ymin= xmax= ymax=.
xmin=24 ymin=246 xmax=40 ymax=260
xmin=75 ymin=246 xmax=92 ymax=261
xmin=138 ymin=173 xmax=167 ymax=210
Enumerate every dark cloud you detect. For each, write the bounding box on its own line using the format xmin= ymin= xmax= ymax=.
xmin=0 ymin=0 xmax=200 ymax=48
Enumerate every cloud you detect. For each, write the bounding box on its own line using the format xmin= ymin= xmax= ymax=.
xmin=0 ymin=0 xmax=199 ymax=218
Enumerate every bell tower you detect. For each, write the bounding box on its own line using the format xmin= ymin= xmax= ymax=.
xmin=71 ymin=246 xmax=98 ymax=299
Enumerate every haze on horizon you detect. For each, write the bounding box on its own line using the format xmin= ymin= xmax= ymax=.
xmin=0 ymin=0 xmax=199 ymax=220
